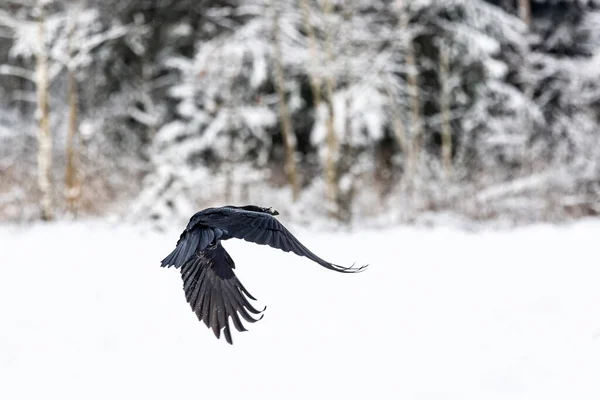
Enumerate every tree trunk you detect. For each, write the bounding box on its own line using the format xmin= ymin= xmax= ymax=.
xmin=272 ymin=7 xmax=300 ymax=201
xmin=518 ymin=0 xmax=531 ymax=27
xmin=439 ymin=45 xmax=452 ymax=178
xmin=300 ymin=0 xmax=322 ymax=108
xmin=321 ymin=0 xmax=339 ymax=216
xmin=384 ymin=76 xmax=410 ymax=171
xmin=517 ymin=0 xmax=534 ymax=174
xmin=301 ymin=0 xmax=340 ymax=216
xmin=396 ymin=0 xmax=423 ymax=189
xmin=65 ymin=3 xmax=81 ymax=216
xmin=35 ymin=2 xmax=53 ymax=221
xmin=323 ymin=92 xmax=338 ymax=212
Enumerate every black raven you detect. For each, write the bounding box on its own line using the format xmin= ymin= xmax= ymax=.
xmin=161 ymin=205 xmax=366 ymax=344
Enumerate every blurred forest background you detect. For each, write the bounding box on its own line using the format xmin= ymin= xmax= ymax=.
xmin=1 ymin=0 xmax=599 ymax=227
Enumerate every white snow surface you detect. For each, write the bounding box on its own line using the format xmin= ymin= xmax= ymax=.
xmin=2 ymin=220 xmax=600 ymax=399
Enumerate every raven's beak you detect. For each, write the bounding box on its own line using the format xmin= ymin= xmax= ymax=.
xmin=272 ymin=208 xmax=279 ymax=215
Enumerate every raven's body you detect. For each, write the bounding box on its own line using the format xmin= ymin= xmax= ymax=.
xmin=161 ymin=205 xmax=366 ymax=344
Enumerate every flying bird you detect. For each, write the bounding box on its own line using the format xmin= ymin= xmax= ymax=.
xmin=161 ymin=205 xmax=366 ymax=344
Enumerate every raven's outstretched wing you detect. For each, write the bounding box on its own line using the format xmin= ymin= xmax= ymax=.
xmin=180 ymin=242 xmax=264 ymax=344
xmin=194 ymin=207 xmax=367 ymax=273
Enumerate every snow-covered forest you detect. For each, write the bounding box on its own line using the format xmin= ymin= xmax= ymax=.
xmin=3 ymin=2 xmax=600 ymax=398
xmin=1 ymin=0 xmax=600 ymax=226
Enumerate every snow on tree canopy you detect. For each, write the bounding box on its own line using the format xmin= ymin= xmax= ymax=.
xmin=1 ymin=0 xmax=599 ymax=224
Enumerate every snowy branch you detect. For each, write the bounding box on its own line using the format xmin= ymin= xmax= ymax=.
xmin=0 ymin=64 xmax=35 ymax=82
xmin=71 ymin=25 xmax=128 ymax=68
xmin=0 ymin=10 xmax=21 ymax=30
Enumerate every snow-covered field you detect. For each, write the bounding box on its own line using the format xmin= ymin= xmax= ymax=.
xmin=1 ymin=219 xmax=600 ymax=399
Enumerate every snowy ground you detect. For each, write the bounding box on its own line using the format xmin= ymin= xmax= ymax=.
xmin=1 ymin=219 xmax=600 ymax=399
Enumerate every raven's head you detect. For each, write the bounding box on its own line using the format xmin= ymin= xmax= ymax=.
xmin=238 ymin=205 xmax=279 ymax=215
xmin=264 ymin=206 xmax=279 ymax=216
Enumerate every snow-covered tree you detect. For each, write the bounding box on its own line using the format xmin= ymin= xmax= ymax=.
xmin=2 ymin=0 xmax=599 ymax=225
xmin=0 ymin=0 xmax=138 ymax=220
